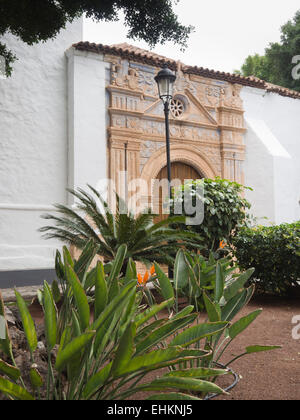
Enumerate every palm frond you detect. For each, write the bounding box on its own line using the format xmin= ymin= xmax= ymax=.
xmin=40 ymin=187 xmax=204 ymax=266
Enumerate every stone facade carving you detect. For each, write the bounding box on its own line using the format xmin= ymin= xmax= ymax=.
xmin=106 ymin=57 xmax=246 ymax=204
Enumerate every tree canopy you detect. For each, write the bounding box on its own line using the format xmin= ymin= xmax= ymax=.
xmin=0 ymin=0 xmax=193 ymax=77
xmin=238 ymin=10 xmax=300 ymax=91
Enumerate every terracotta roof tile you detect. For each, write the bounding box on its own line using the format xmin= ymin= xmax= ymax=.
xmin=73 ymin=41 xmax=300 ymax=100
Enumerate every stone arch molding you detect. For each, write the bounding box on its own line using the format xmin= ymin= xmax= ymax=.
xmin=141 ymin=144 xmax=217 ymax=187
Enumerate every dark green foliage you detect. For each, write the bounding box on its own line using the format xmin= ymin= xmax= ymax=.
xmin=233 ymin=222 xmax=300 ymax=296
xmin=237 ymin=54 xmax=270 ymax=82
xmin=0 ymin=0 xmax=193 ymax=77
xmin=40 ymin=186 xmax=201 ymax=268
xmin=170 ymin=178 xmax=251 ymax=251
xmin=239 ymin=10 xmax=300 ymax=91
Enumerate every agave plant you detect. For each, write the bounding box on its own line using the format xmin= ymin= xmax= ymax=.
xmin=0 ymin=246 xmax=230 ymax=400
xmin=40 ymin=186 xmax=202 ymax=268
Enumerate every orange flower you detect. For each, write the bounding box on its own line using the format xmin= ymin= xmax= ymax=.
xmin=219 ymin=240 xmax=226 ymax=249
xmin=150 ymin=265 xmax=155 ymax=276
xmin=137 ymin=271 xmax=150 ymax=287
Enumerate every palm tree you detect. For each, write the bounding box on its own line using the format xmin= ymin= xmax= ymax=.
xmin=40 ymin=185 xmax=202 ymax=267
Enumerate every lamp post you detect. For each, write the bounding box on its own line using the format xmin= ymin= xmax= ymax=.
xmin=155 ymin=64 xmax=176 ymax=200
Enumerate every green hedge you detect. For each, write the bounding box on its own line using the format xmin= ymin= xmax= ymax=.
xmin=233 ymin=222 xmax=300 ymax=296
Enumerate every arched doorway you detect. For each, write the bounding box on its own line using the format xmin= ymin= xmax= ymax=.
xmin=155 ymin=162 xmax=203 ymax=222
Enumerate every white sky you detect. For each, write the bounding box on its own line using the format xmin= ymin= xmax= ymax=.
xmin=84 ymin=0 xmax=300 ymax=73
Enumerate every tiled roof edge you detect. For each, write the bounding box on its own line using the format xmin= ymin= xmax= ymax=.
xmin=73 ymin=41 xmax=300 ymax=100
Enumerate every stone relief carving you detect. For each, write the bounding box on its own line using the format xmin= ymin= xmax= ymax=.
xmin=138 ymin=71 xmax=158 ymax=96
xmin=111 ymin=63 xmax=140 ymax=91
xmin=174 ymin=62 xmax=197 ymax=95
xmin=140 ymin=141 xmax=165 ymax=173
xmin=221 ymin=84 xmax=243 ymax=109
xmin=108 ymin=57 xmax=246 ymax=186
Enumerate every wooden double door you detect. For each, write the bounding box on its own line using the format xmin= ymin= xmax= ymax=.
xmin=155 ymin=162 xmax=202 ymax=222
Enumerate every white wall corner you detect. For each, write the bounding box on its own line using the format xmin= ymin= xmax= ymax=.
xmin=67 ymin=48 xmax=108 ymax=205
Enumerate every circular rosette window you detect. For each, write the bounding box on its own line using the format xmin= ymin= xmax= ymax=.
xmin=170 ymin=98 xmax=185 ymax=118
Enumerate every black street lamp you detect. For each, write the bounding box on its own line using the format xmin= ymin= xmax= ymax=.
xmin=155 ymin=64 xmax=176 ymax=200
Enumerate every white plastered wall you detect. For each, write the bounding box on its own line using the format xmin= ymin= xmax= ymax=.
xmin=66 ymin=48 xmax=108 ymax=202
xmin=241 ymin=87 xmax=300 ymax=225
xmin=0 ymin=20 xmax=83 ymax=271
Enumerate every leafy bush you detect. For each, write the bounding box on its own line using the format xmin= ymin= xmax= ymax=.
xmin=232 ymin=222 xmax=300 ymax=296
xmin=0 ymin=245 xmax=230 ymax=400
xmin=170 ymin=178 xmax=251 ymax=251
xmin=40 ymin=186 xmax=201 ymax=268
xmin=149 ymin=250 xmax=280 ymax=370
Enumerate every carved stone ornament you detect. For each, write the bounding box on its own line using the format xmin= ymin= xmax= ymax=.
xmin=106 ymin=56 xmax=246 ymax=201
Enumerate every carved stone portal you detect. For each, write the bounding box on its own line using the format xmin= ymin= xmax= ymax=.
xmin=106 ymin=57 xmax=246 ymax=210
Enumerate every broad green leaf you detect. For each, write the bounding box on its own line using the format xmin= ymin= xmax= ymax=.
xmin=115 ymin=348 xmax=211 ymax=377
xmin=224 ymin=268 xmax=255 ymax=302
xmin=93 ymin=304 xmax=128 ymax=357
xmin=136 ymin=377 xmax=224 ymax=394
xmin=221 ymin=290 xmax=247 ymax=321
xmin=56 ymin=326 xmax=72 ymax=363
xmin=91 ymin=281 xmax=136 ymax=332
xmin=136 ymin=315 xmax=197 ymax=354
xmin=107 ymin=243 xmax=122 ymax=294
xmin=63 ymin=246 xmax=74 ymax=269
xmin=246 ymin=345 xmax=281 ymax=354
xmin=174 ymin=250 xmax=189 ymax=290
xmin=0 ymin=292 xmax=13 ymax=359
xmin=135 ymin=299 xmax=174 ymax=328
xmin=55 ymin=331 xmax=96 ymax=371
xmin=111 ymin=322 xmax=136 ymax=377
xmin=66 ymin=264 xmax=90 ymax=331
xmin=154 ymin=263 xmax=174 ymax=305
xmin=51 ymin=280 xmax=61 ymax=304
xmin=74 ymin=239 xmax=96 ymax=277
xmin=147 ymin=393 xmax=201 ymax=400
xmin=29 ymin=367 xmax=43 ymax=389
xmin=135 ymin=319 xmax=166 ymax=343
xmin=71 ymin=309 xmax=81 ymax=337
xmin=172 ymin=305 xmax=195 ymax=320
xmin=0 ymin=359 xmax=20 ymax=381
xmin=171 ymin=322 xmax=228 ymax=347
xmin=55 ymin=250 xmax=65 ymax=280
xmin=83 ymin=266 xmax=97 ymax=291
xmin=215 ymin=262 xmax=224 ymax=303
xmin=82 ymin=363 xmax=112 ymax=400
xmin=15 ymin=290 xmax=37 ymax=354
xmin=43 ymin=281 xmax=57 ymax=351
xmin=165 ymin=367 xmax=229 ymax=379
xmin=0 ymin=376 xmax=34 ymax=400
xmin=94 ymin=262 xmax=108 ymax=319
xmin=203 ymin=292 xmax=221 ymax=322
xmin=229 ymin=309 xmax=262 ymax=339
xmin=125 ymin=258 xmax=137 ymax=284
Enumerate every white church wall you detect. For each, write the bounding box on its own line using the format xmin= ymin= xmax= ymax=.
xmin=66 ymin=48 xmax=108 ymax=202
xmin=241 ymin=87 xmax=300 ymax=225
xmin=0 ymin=20 xmax=83 ymax=271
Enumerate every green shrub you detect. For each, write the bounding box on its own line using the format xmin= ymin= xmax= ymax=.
xmin=232 ymin=222 xmax=300 ymax=296
xmin=170 ymin=178 xmax=251 ymax=251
